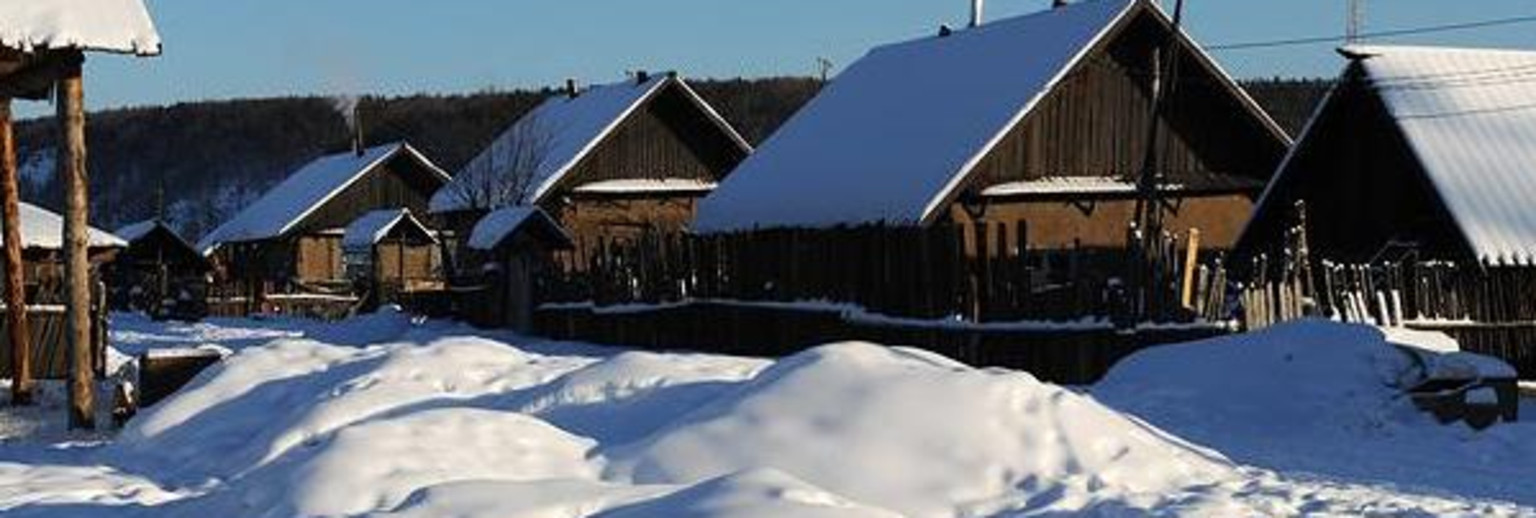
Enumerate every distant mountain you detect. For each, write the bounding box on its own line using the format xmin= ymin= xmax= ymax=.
xmin=8 ymin=76 xmax=1324 ymax=241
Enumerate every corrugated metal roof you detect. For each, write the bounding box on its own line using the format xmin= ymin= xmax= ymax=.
xmin=1352 ymin=45 xmax=1536 ymax=265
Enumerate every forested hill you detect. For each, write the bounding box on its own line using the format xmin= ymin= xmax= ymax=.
xmin=10 ymin=76 xmax=1328 ymax=241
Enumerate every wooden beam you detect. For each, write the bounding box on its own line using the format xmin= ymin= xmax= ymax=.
xmin=57 ymin=54 xmax=94 ymax=430
xmin=0 ymin=99 xmax=31 ymax=406
xmin=0 ymin=51 xmax=76 ymax=100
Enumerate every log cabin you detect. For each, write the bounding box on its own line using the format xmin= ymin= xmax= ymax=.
xmin=696 ymin=0 xmax=1290 ymax=260
xmin=106 ymin=219 xmax=210 ymax=317
xmin=429 ymin=72 xmax=753 ymax=268
xmin=1238 ymin=46 xmax=1536 ymax=266
xmin=199 ymin=142 xmax=451 ymax=293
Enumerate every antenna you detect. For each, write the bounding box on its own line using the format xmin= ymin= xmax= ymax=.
xmin=1347 ymin=0 xmax=1365 ymax=44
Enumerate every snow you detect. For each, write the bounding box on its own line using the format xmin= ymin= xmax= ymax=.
xmin=1 ymin=202 xmax=126 ymax=250
xmin=572 ymin=178 xmax=718 ymax=195
xmin=430 ymin=75 xmax=749 ymax=213
xmin=697 ymin=0 xmax=1284 ymax=232
xmin=112 ymin=220 xmax=158 ymax=244
xmin=341 ymin=209 xmax=433 ymax=250
xmin=197 ymin=143 xmax=450 ymax=253
xmin=467 ymin=206 xmax=571 ymax=251
xmin=1 ymin=315 xmax=1534 ymax=516
xmin=0 ymin=0 xmax=160 ymax=56
xmin=1341 ymin=45 xmax=1536 ymax=265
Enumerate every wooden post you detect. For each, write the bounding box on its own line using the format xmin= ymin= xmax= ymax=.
xmin=1180 ymin=228 xmax=1201 ymax=310
xmin=58 ymin=56 xmax=94 ymax=430
xmin=0 ymin=98 xmax=32 ymax=406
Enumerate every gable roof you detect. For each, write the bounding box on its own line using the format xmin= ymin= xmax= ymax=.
xmin=8 ymin=202 xmax=124 ymax=250
xmin=468 ymin=206 xmax=573 ymax=252
xmin=342 ymin=209 xmax=436 ymax=250
xmin=116 ymin=218 xmax=196 ymax=249
xmin=198 ymin=142 xmax=450 ymax=253
xmin=0 ymin=0 xmax=161 ymax=56
xmin=429 ymin=73 xmax=752 ymax=213
xmin=1248 ymin=45 xmax=1536 ymax=265
xmin=694 ymin=0 xmax=1286 ymax=233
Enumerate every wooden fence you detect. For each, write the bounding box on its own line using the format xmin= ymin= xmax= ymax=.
xmin=0 ymin=279 xmax=108 ymax=380
xmin=542 ymin=224 xmax=1222 ymax=325
xmin=206 ymin=280 xmax=362 ymax=321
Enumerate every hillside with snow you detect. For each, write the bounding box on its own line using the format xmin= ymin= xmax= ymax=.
xmin=0 ymin=312 xmax=1531 ymax=516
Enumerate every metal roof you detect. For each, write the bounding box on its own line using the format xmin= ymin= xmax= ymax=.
xmin=1351 ymin=45 xmax=1536 ymax=265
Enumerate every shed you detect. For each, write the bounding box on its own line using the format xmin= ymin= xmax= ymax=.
xmin=341 ymin=208 xmax=441 ymax=303
xmin=199 ymin=142 xmax=451 ymax=290
xmin=695 ymin=0 xmax=1289 ymax=254
xmin=459 ymin=206 xmax=572 ymax=331
xmin=430 ymin=72 xmax=751 ymax=260
xmin=105 ymin=219 xmax=209 ymax=316
xmin=1238 ymin=45 xmax=1536 ymax=266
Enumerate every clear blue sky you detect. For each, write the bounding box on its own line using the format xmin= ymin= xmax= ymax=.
xmin=20 ymin=0 xmax=1536 ymax=118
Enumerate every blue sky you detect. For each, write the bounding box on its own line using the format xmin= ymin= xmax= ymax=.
xmin=20 ymin=0 xmax=1536 ymax=118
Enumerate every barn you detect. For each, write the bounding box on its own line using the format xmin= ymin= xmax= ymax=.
xmin=106 ymin=219 xmax=209 ymax=318
xmin=340 ymin=208 xmax=441 ymax=307
xmin=695 ymin=0 xmax=1290 ymax=257
xmin=1238 ymin=45 xmax=1536 ymax=265
xmin=199 ymin=142 xmax=451 ymax=298
xmin=429 ymin=72 xmax=753 ymax=264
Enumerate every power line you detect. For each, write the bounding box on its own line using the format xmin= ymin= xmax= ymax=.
xmin=1211 ymin=13 xmax=1536 ymax=52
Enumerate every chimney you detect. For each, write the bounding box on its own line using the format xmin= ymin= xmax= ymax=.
xmin=1053 ymin=0 xmax=1069 ymax=8
xmin=351 ymin=102 xmax=365 ymax=157
xmin=636 ymin=70 xmax=650 ymax=85
xmin=970 ymin=0 xmax=984 ymax=27
xmin=565 ymin=78 xmax=580 ymax=99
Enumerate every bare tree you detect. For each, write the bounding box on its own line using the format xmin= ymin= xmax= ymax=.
xmin=444 ymin=114 xmax=556 ymax=211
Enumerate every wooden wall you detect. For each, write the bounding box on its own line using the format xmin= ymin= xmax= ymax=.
xmin=962 ymin=8 xmax=1285 ymax=204
xmin=949 ymin=193 xmax=1253 ymax=251
xmin=296 ymin=235 xmax=344 ymax=283
xmin=553 ymin=82 xmax=747 ymax=191
xmin=1237 ymin=66 xmax=1470 ymax=263
xmin=555 ymin=195 xmax=703 ymax=254
xmin=294 ymin=155 xmax=444 ymax=235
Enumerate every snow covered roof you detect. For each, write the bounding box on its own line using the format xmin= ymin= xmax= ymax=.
xmin=114 ymin=219 xmax=160 ymax=243
xmin=468 ymin=206 xmax=573 ymax=251
xmin=430 ymin=74 xmax=751 ymax=213
xmin=0 ymin=0 xmax=161 ymax=56
xmin=342 ymin=209 xmax=436 ymax=250
xmin=198 ymin=143 xmax=450 ymax=253
xmin=4 ymin=202 xmax=125 ymax=250
xmin=571 ymin=178 xmax=718 ymax=195
xmin=695 ymin=0 xmax=1283 ymax=233
xmin=1347 ymin=45 xmax=1536 ymax=265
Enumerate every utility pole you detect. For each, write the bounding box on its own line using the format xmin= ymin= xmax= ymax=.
xmin=816 ymin=57 xmax=833 ymax=83
xmin=1129 ymin=0 xmax=1187 ymax=324
xmin=1347 ymin=0 xmax=1365 ymax=44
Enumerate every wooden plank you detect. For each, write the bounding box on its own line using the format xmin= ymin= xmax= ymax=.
xmin=0 ymin=98 xmax=32 ymax=405
xmin=57 ymin=58 xmax=94 ymax=430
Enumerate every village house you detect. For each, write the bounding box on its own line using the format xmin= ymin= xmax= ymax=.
xmin=198 ymin=142 xmax=451 ymax=298
xmin=106 ymin=219 xmax=209 ymax=318
xmin=429 ymin=72 xmax=753 ymax=269
xmin=696 ymin=0 xmax=1290 ymax=262
xmin=457 ymin=206 xmax=573 ymax=330
xmin=1238 ymin=45 xmax=1536 ymax=266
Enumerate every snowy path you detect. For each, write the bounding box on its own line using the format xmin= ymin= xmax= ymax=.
xmin=0 ymin=312 xmax=1531 ymax=517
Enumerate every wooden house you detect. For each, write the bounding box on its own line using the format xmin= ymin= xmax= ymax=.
xmin=5 ymin=202 xmax=126 ymax=281
xmin=696 ymin=0 xmax=1290 ymax=257
xmin=1238 ymin=46 xmax=1536 ymax=266
xmin=106 ymin=219 xmax=210 ymax=317
xmin=459 ymin=207 xmax=573 ymax=330
xmin=199 ymin=142 xmax=451 ymax=293
xmin=341 ymin=208 xmax=441 ymax=306
xmin=429 ymin=72 xmax=752 ymax=266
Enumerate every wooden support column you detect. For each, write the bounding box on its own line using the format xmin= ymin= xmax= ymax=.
xmin=57 ymin=54 xmax=94 ymax=430
xmin=0 ymin=98 xmax=31 ymax=406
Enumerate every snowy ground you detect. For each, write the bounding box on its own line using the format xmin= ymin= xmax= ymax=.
xmin=0 ymin=311 xmax=1533 ymax=517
